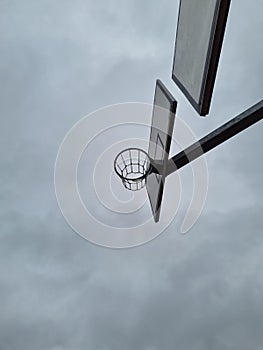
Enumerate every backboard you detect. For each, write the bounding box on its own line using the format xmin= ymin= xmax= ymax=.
xmin=146 ymin=80 xmax=177 ymax=222
xmin=172 ymin=0 xmax=231 ymax=116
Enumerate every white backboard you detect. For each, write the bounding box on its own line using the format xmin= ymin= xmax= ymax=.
xmin=147 ymin=80 xmax=177 ymax=222
xmin=172 ymin=0 xmax=231 ymax=116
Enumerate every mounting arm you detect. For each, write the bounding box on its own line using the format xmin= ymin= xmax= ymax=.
xmin=166 ymin=100 xmax=263 ymax=176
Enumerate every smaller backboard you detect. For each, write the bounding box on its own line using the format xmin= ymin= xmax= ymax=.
xmin=172 ymin=0 xmax=231 ymax=116
xmin=146 ymin=80 xmax=177 ymax=222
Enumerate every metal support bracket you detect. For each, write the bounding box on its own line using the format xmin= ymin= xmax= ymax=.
xmin=166 ymin=100 xmax=263 ymax=176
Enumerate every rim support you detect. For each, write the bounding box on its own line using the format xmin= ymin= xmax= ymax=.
xmin=166 ymin=100 xmax=263 ymax=176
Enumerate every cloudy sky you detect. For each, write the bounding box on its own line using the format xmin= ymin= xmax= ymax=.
xmin=1 ymin=0 xmax=263 ymax=349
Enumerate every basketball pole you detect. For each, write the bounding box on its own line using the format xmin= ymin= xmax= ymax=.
xmin=166 ymin=100 xmax=263 ymax=176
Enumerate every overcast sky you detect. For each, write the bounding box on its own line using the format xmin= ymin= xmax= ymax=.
xmin=1 ymin=0 xmax=263 ymax=349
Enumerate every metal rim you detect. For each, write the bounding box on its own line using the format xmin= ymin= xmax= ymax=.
xmin=114 ymin=147 xmax=151 ymax=183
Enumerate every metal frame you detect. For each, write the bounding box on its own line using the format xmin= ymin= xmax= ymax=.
xmin=164 ymin=100 xmax=263 ymax=176
xmin=172 ymin=0 xmax=231 ymax=116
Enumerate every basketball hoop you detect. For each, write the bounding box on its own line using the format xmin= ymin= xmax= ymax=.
xmin=114 ymin=148 xmax=151 ymax=191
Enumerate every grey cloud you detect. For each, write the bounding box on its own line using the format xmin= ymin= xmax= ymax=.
xmin=0 ymin=0 xmax=262 ymax=349
xmin=1 ymin=204 xmax=262 ymax=350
